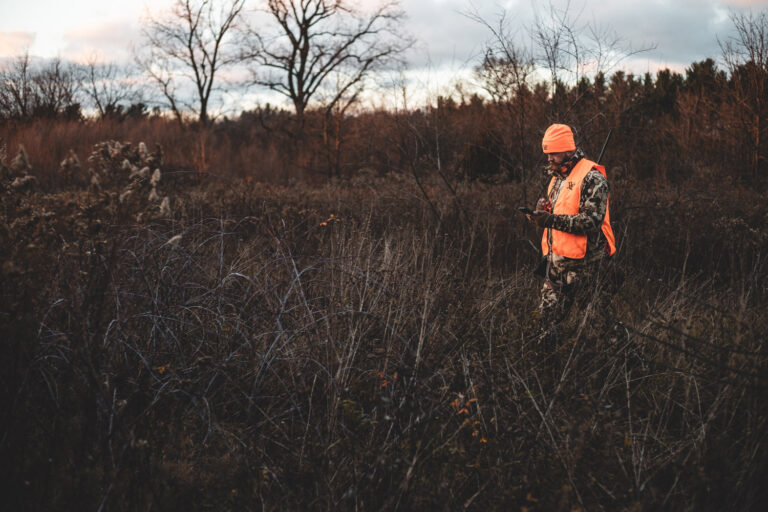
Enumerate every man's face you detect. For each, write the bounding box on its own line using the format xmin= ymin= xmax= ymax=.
xmin=546 ymin=151 xmax=570 ymax=165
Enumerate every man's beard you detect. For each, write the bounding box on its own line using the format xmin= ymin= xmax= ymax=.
xmin=542 ymin=148 xmax=584 ymax=178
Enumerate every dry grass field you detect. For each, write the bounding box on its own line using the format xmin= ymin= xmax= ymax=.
xmin=1 ymin=127 xmax=766 ymax=510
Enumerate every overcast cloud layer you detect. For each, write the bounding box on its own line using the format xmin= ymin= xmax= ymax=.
xmin=402 ymin=0 xmax=768 ymax=74
xmin=1 ymin=0 xmax=767 ymax=111
xmin=2 ymin=0 xmax=767 ymax=69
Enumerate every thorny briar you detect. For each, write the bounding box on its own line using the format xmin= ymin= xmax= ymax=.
xmin=0 ymin=142 xmax=766 ymax=511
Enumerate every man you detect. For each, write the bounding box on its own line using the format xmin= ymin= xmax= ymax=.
xmin=527 ymin=123 xmax=616 ymax=327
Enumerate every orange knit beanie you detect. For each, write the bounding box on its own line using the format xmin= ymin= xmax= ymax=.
xmin=542 ymin=124 xmax=576 ymax=153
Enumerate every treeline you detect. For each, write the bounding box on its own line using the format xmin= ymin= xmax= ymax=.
xmin=1 ymin=56 xmax=765 ymax=187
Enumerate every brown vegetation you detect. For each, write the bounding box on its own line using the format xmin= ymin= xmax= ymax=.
xmin=1 ymin=117 xmax=766 ymax=511
xmin=1 ymin=14 xmax=767 ymax=507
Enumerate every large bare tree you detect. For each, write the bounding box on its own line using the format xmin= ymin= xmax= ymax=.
xmin=243 ymin=0 xmax=411 ymax=124
xmin=137 ymin=0 xmax=246 ymax=124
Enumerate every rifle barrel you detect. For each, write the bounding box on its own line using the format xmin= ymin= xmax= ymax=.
xmin=597 ymin=129 xmax=612 ymax=164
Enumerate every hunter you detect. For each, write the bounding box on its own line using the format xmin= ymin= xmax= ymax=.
xmin=527 ymin=123 xmax=616 ymax=328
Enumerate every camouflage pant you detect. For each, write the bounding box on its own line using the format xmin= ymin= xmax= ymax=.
xmin=537 ymin=255 xmax=608 ymax=327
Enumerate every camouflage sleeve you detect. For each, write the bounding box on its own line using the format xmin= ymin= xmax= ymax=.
xmin=546 ymin=169 xmax=609 ymax=234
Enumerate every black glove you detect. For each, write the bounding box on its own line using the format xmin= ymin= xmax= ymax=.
xmin=532 ymin=210 xmax=552 ymax=227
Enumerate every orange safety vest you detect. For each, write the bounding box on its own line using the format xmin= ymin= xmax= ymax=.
xmin=541 ymin=158 xmax=616 ymax=259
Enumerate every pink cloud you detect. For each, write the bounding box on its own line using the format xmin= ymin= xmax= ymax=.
xmin=0 ymin=31 xmax=35 ymax=58
xmin=62 ymin=22 xmax=140 ymax=63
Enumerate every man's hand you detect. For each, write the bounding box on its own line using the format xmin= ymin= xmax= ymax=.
xmin=526 ymin=197 xmax=553 ymax=227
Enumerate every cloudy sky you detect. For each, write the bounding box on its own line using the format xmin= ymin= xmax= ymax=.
xmin=1 ymin=0 xmax=767 ymax=109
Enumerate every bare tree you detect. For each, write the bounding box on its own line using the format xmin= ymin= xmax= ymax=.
xmin=243 ymin=0 xmax=411 ymax=126
xmin=468 ymin=8 xmax=536 ymax=181
xmin=32 ymin=58 xmax=82 ymax=118
xmin=137 ymin=0 xmax=246 ymax=125
xmin=720 ymin=9 xmax=768 ymax=184
xmin=0 ymin=52 xmax=35 ymax=119
xmin=83 ymin=58 xmax=143 ymax=118
xmin=531 ymin=0 xmax=652 ymax=119
xmin=0 ymin=53 xmax=82 ymax=119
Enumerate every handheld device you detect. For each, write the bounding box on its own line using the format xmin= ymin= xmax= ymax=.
xmin=517 ymin=206 xmax=534 ymax=215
